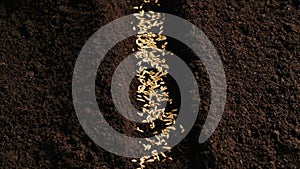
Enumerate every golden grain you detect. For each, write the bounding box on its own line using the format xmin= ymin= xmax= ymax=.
xmin=136 ymin=127 xmax=144 ymax=133
xmin=130 ymin=0 xmax=186 ymax=168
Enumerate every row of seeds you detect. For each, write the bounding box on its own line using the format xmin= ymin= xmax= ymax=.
xmin=130 ymin=0 xmax=184 ymax=168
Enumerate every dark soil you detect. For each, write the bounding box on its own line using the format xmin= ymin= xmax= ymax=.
xmin=1 ymin=0 xmax=299 ymax=168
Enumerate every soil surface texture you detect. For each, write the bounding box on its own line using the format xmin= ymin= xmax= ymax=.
xmin=1 ymin=0 xmax=299 ymax=168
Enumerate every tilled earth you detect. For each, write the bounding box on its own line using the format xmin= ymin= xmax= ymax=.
xmin=1 ymin=0 xmax=299 ymax=168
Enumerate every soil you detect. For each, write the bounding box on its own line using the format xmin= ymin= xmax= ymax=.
xmin=1 ymin=0 xmax=299 ymax=168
